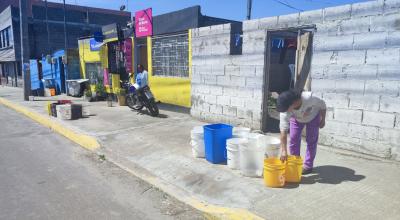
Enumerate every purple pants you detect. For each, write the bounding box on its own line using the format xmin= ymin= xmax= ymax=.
xmin=289 ymin=114 xmax=320 ymax=170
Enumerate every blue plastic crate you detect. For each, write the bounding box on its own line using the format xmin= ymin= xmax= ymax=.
xmin=203 ymin=124 xmax=233 ymax=164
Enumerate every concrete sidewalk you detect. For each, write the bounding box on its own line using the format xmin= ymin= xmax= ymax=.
xmin=1 ymin=86 xmax=400 ymax=220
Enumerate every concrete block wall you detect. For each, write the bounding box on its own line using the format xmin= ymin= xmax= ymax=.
xmin=191 ymin=23 xmax=264 ymax=129
xmin=311 ymin=0 xmax=400 ymax=160
xmin=191 ymin=0 xmax=400 ymax=160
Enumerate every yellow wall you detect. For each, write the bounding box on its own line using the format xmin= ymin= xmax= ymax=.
xmin=146 ymin=31 xmax=192 ymax=108
xmin=78 ymin=39 xmax=101 ymax=79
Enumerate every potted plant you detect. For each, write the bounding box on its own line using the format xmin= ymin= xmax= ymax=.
xmin=84 ymin=89 xmax=93 ymax=102
xmin=116 ymin=89 xmax=127 ymax=106
xmin=94 ymin=82 xmax=106 ymax=101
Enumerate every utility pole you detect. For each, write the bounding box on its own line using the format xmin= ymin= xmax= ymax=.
xmin=247 ymin=0 xmax=253 ymax=20
xmin=45 ymin=0 xmax=50 ymax=54
xmin=19 ymin=0 xmax=30 ymax=101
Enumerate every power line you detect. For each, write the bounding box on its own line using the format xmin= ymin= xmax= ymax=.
xmin=271 ymin=0 xmax=304 ymax=12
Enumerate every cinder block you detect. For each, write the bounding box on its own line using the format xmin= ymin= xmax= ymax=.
xmin=324 ymin=120 xmax=350 ymax=136
xmin=387 ymin=31 xmax=400 ymax=47
xmin=396 ymin=114 xmax=400 ymax=129
xmin=252 ymin=110 xmax=263 ymax=121
xmin=195 ymin=85 xmax=210 ymax=94
xmin=237 ymin=109 xmax=253 ymax=120
xmin=191 ymin=73 xmax=202 ymax=84
xmin=365 ymin=80 xmax=399 ymax=96
xmin=223 ymin=23 xmax=231 ymax=30
xmin=216 ymin=75 xmax=231 ymax=86
xmin=255 ymin=65 xmax=264 ymax=77
xmin=353 ymin=32 xmax=387 ymax=50
xmin=316 ymin=21 xmax=339 ymax=36
xmin=190 ymin=108 xmax=201 ymax=118
xmin=243 ymin=54 xmax=265 ymax=65
xmin=245 ymin=99 xmax=262 ymax=111
xmin=217 ymin=95 xmax=230 ymax=106
xmin=378 ymin=65 xmax=400 ymax=80
xmin=208 ymin=86 xmax=223 ymax=96
xmin=223 ymin=106 xmax=237 ymax=117
xmin=323 ymin=92 xmax=349 ymax=108
xmin=198 ymin=26 xmax=211 ymax=37
xmin=367 ymin=48 xmax=400 ymax=65
xmin=204 ymin=94 xmax=217 ymax=104
xmin=349 ymin=94 xmax=380 ymax=111
xmin=380 ymin=96 xmax=400 ymax=113
xmin=239 ymin=65 xmax=256 ymax=77
xmin=337 ymin=50 xmax=366 ymax=65
xmin=351 ymin=1 xmax=384 ymax=17
xmin=209 ymin=24 xmax=230 ymax=35
xmin=310 ymin=65 xmax=326 ymax=79
xmin=325 ymin=65 xmax=346 ymax=79
xmin=314 ymin=34 xmax=354 ymax=52
xmin=202 ymin=75 xmax=217 ymax=85
xmin=335 ymin=79 xmax=365 ymax=94
xmin=230 ymin=76 xmax=246 ymax=87
xmin=370 ymin=13 xmax=400 ymax=32
xmin=236 ymin=89 xmax=254 ymax=98
xmin=363 ymin=111 xmax=395 ymax=128
xmin=277 ymin=13 xmax=300 ymax=28
xmin=253 ymin=90 xmax=263 ymax=99
xmin=359 ymin=139 xmax=391 ymax=158
xmin=199 ymin=102 xmax=210 ymax=112
xmin=323 ymin=4 xmax=352 ymax=21
xmin=311 ymin=79 xmax=336 ymax=93
xmin=339 ymin=17 xmax=371 ymax=35
xmin=332 ymin=135 xmax=362 ymax=151
xmin=334 ymin=108 xmax=363 ymax=123
xmin=230 ymin=97 xmax=245 ymax=108
xmin=378 ymin=128 xmax=400 ymax=146
xmin=258 ymin=16 xmax=279 ymax=29
xmin=344 ymin=64 xmax=378 ymax=80
xmin=243 ymin=19 xmax=259 ymax=31
xmin=209 ymin=104 xmax=223 ymax=115
xmin=223 ymin=87 xmax=237 ymax=97
xmin=246 ymin=77 xmax=263 ymax=89
xmin=211 ymin=65 xmax=225 ymax=76
xmin=299 ymin=9 xmax=323 ymax=25
xmin=349 ymin=123 xmax=379 ymax=140
xmin=225 ymin=65 xmax=240 ymax=76
xmin=384 ymin=0 xmax=400 ymax=14
xmin=311 ymin=51 xmax=337 ymax=66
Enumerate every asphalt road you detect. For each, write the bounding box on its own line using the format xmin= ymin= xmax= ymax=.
xmin=0 ymin=105 xmax=203 ymax=220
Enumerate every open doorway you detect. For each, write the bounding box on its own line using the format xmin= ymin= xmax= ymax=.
xmin=136 ymin=37 xmax=148 ymax=73
xmin=262 ymin=28 xmax=314 ymax=133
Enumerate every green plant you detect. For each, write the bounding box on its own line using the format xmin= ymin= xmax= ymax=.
xmin=84 ymin=89 xmax=92 ymax=97
xmin=94 ymin=82 xmax=106 ymax=97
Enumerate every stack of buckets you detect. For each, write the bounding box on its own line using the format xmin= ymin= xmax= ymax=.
xmin=191 ymin=124 xmax=304 ymax=188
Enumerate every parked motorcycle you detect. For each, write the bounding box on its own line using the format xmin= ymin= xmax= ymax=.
xmin=121 ymin=81 xmax=159 ymax=117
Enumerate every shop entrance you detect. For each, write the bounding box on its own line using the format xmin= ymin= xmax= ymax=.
xmin=262 ymin=28 xmax=314 ymax=133
xmin=136 ymin=37 xmax=148 ymax=72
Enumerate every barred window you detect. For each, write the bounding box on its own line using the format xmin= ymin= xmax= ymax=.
xmin=151 ymin=32 xmax=189 ymax=78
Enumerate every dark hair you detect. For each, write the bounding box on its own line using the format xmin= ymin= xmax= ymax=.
xmin=137 ymin=64 xmax=144 ymax=69
xmin=276 ymin=90 xmax=301 ymax=112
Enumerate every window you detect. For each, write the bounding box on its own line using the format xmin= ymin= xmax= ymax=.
xmin=85 ymin=62 xmax=102 ymax=85
xmin=0 ymin=26 xmax=13 ymax=49
xmin=151 ymin=33 xmax=189 ymax=78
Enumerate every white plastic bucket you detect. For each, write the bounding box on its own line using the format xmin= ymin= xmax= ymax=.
xmin=226 ymin=138 xmax=247 ymax=170
xmin=233 ymin=127 xmax=251 ymax=138
xmin=240 ymin=142 xmax=265 ymax=177
xmin=191 ymin=126 xmax=205 ymax=158
xmin=264 ymin=137 xmax=281 ymax=158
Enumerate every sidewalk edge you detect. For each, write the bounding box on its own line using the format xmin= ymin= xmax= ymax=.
xmin=0 ymin=97 xmax=99 ymax=151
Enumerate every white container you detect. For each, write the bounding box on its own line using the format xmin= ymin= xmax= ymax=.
xmin=240 ymin=142 xmax=265 ymax=177
xmin=264 ymin=136 xmax=281 ymax=158
xmin=191 ymin=126 xmax=205 ymax=158
xmin=226 ymin=138 xmax=247 ymax=170
xmin=233 ymin=127 xmax=251 ymax=138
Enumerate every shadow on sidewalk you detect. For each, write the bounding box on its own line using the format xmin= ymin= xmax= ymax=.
xmin=284 ymin=165 xmax=365 ymax=189
xmin=302 ymin=165 xmax=365 ymax=185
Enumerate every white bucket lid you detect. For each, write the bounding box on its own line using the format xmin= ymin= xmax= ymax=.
xmin=227 ymin=138 xmax=247 ymax=150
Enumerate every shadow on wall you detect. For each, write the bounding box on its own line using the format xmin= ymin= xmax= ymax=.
xmin=285 ymin=165 xmax=365 ymax=189
xmin=302 ymin=165 xmax=365 ymax=185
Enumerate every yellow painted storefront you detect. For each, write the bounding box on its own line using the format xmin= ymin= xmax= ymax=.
xmin=78 ymin=31 xmax=192 ymax=108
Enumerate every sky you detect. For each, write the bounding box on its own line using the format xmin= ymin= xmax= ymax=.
xmin=48 ymin=0 xmax=370 ymax=21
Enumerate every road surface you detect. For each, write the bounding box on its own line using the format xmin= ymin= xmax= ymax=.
xmin=0 ymin=105 xmax=203 ymax=220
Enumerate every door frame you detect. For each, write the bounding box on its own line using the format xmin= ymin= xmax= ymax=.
xmin=261 ymin=25 xmax=315 ymax=133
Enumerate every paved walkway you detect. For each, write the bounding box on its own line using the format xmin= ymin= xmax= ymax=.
xmin=1 ymin=86 xmax=400 ymax=220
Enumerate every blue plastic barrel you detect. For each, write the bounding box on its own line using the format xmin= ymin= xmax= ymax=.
xmin=203 ymin=124 xmax=233 ymax=164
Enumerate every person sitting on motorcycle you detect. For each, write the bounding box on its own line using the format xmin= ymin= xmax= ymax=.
xmin=135 ymin=64 xmax=148 ymax=89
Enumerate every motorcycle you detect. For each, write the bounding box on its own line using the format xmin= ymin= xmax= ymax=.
xmin=121 ymin=81 xmax=159 ymax=117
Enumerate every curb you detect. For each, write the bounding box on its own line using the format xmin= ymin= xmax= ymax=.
xmin=0 ymin=97 xmax=99 ymax=151
xmin=0 ymin=97 xmax=264 ymax=220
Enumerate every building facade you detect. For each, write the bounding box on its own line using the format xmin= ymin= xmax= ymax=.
xmin=0 ymin=0 xmax=131 ymax=87
xmin=191 ymin=0 xmax=400 ymax=160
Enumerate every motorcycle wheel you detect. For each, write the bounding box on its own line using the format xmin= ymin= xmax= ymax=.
xmin=126 ymin=94 xmax=144 ymax=110
xmin=147 ymin=99 xmax=159 ymax=117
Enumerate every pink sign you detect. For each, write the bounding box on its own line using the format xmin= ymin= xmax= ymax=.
xmin=135 ymin=8 xmax=153 ymax=37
